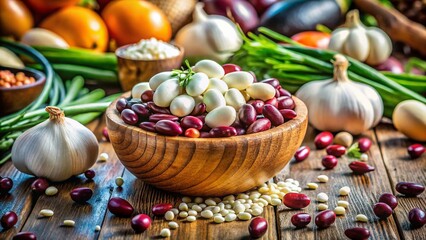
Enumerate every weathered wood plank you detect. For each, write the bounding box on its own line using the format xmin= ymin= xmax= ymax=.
xmin=275 ymin=127 xmax=400 ymax=240
xmin=98 ymin=169 xmax=278 ymax=240
xmin=375 ymin=123 xmax=426 ymax=240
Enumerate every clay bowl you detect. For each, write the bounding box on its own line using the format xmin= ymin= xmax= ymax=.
xmin=115 ymin=44 xmax=184 ymax=91
xmin=106 ymin=93 xmax=308 ymax=197
xmin=0 ymin=66 xmax=46 ymax=116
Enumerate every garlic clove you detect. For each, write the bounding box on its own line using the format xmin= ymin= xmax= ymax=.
xmin=343 ymin=29 xmax=369 ymax=62
xmin=365 ymin=29 xmax=393 ymax=65
xmin=328 ymin=29 xmax=349 ymax=52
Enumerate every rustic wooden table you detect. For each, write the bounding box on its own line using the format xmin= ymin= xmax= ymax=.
xmin=1 ymin=118 xmax=425 ymax=240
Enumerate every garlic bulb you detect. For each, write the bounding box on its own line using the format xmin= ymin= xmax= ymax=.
xmin=295 ymin=54 xmax=383 ymax=135
xmin=11 ymin=106 xmax=99 ymax=181
xmin=328 ymin=10 xmax=392 ymax=65
xmin=174 ymin=3 xmax=242 ymax=63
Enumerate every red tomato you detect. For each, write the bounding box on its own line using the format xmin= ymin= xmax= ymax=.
xmin=185 ymin=128 xmax=200 ymax=138
xmin=291 ymin=31 xmax=330 ymax=49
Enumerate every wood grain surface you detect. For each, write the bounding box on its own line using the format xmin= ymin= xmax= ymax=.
xmin=1 ymin=118 xmax=425 ymax=240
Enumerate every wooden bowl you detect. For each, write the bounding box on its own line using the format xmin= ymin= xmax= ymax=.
xmin=106 ymin=93 xmax=308 ymax=196
xmin=115 ymin=44 xmax=184 ymax=91
xmin=0 ymin=66 xmax=46 ymax=116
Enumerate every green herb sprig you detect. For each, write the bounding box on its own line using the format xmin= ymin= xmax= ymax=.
xmin=347 ymin=143 xmax=362 ymax=159
xmin=172 ymin=60 xmax=195 ymax=88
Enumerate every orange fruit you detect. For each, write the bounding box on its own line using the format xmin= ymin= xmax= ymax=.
xmin=40 ymin=6 xmax=108 ymax=52
xmin=102 ymin=0 xmax=172 ymax=46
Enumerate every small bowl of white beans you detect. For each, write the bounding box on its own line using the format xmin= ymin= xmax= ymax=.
xmin=115 ymin=38 xmax=184 ymax=91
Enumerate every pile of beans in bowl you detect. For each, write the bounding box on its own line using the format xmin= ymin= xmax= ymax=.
xmin=116 ymin=59 xmax=297 ymax=138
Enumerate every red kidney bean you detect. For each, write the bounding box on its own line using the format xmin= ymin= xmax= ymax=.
xmin=131 ymin=104 xmax=150 ymax=119
xmin=1 ymin=211 xmax=18 ymax=230
xmin=322 ymin=155 xmax=338 ymax=169
xmin=275 ymin=89 xmax=281 ymax=98
xmin=373 ymin=202 xmax=393 ymax=219
xmin=283 ymin=193 xmax=311 ymax=209
xmin=190 ymin=103 xmax=207 ymax=116
xmin=358 ymin=138 xmax=372 ymax=152
xmin=349 ymin=161 xmax=375 ymax=174
xmin=70 ymin=187 xmax=93 ymax=203
xmin=248 ymin=217 xmax=268 ymax=238
xmin=108 ymin=197 xmax=134 ymax=217
xmin=277 ymin=96 xmax=295 ymax=110
xmin=235 ymin=127 xmax=246 ymax=135
xmin=264 ymin=97 xmax=278 ymax=108
xmin=31 ymin=178 xmax=49 ymax=194
xmin=195 ymin=114 xmax=206 ymax=123
xmin=12 ymin=232 xmax=37 ymax=240
xmin=116 ymin=98 xmax=128 ymax=113
xmin=407 ymin=143 xmax=425 ymax=159
xmin=238 ymin=104 xmax=257 ymax=127
xmin=326 ymin=145 xmax=346 ymax=157
xmin=344 ymin=227 xmax=370 ymax=240
xmin=379 ymin=193 xmax=398 ymax=210
xmin=126 ymin=99 xmax=142 ymax=108
xmin=181 ymin=116 xmax=203 ymax=130
xmin=262 ymin=104 xmax=284 ymax=126
xmin=141 ymin=90 xmax=153 ymax=102
xmin=247 ymin=118 xmax=271 ymax=134
xmin=0 ymin=177 xmax=13 ymax=193
xmin=152 ymin=203 xmax=173 ymax=216
xmin=261 ymin=78 xmax=280 ymax=89
xmin=84 ymin=170 xmax=96 ymax=180
xmin=279 ymin=109 xmax=297 ymax=120
xmin=155 ymin=120 xmax=183 ymax=136
xmin=315 ymin=210 xmax=336 ymax=229
xmin=121 ymin=109 xmax=139 ymax=125
xmin=131 ymin=214 xmax=152 ymax=233
xmin=149 ymin=114 xmax=178 ymax=123
xmin=314 ymin=132 xmax=334 ymax=149
xmin=199 ymin=131 xmax=211 ymax=138
xmin=210 ymin=126 xmax=237 ymax=138
xmin=291 ymin=213 xmax=311 ymax=228
xmin=139 ymin=121 xmax=157 ymax=132
xmin=248 ymin=100 xmax=265 ymax=115
xmin=147 ymin=102 xmax=171 ymax=114
xmin=278 ymin=88 xmax=291 ymax=97
xmin=396 ymin=182 xmax=425 ymax=197
xmin=102 ymin=127 xmax=109 ymax=141
xmin=294 ymin=146 xmax=310 ymax=162
xmin=222 ymin=63 xmax=242 ymax=74
xmin=408 ymin=208 xmax=426 ymax=228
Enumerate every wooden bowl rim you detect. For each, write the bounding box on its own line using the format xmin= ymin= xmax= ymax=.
xmin=107 ymin=92 xmax=308 ymax=142
xmin=115 ymin=43 xmax=184 ymax=63
xmin=0 ymin=66 xmax=46 ymax=91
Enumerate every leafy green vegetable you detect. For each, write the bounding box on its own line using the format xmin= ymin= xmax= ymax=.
xmin=347 ymin=143 xmax=362 ymax=159
xmin=172 ymin=60 xmax=195 ymax=87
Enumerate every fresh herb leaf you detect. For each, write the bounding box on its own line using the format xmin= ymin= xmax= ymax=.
xmin=347 ymin=142 xmax=362 ymax=159
xmin=171 ymin=60 xmax=195 ymax=88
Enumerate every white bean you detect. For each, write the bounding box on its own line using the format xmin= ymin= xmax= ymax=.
xmin=39 ymin=209 xmax=54 ymax=217
xmin=186 ymin=216 xmax=197 ymax=222
xmin=193 ymin=60 xmax=224 ymax=78
xmin=131 ymin=82 xmax=151 ymax=99
xmin=201 ymin=210 xmax=214 ymax=219
xmin=307 ymin=183 xmax=319 ymax=190
xmin=160 ymin=228 xmax=171 ymax=237
xmin=334 ymin=206 xmax=346 ymax=215
xmin=153 ymin=79 xmax=181 ymax=107
xmin=188 ymin=210 xmax=197 ymax=216
xmin=149 ymin=71 xmax=173 ymax=91
xmin=317 ymin=204 xmax=329 ymax=211
xmin=338 ymin=200 xmax=349 ymax=208
xmin=45 ymin=186 xmax=58 ymax=196
xmin=245 ymin=83 xmax=275 ymax=101
xmin=203 ymin=89 xmax=226 ymax=112
xmin=170 ymin=94 xmax=195 ymax=117
xmin=206 ymin=78 xmax=228 ymax=94
xmin=355 ymin=214 xmax=368 ymax=222
xmin=165 ymin=211 xmax=175 ymax=221
xmin=222 ymin=71 xmax=253 ymax=90
xmin=317 ymin=192 xmax=329 ymax=202
xmin=168 ymin=221 xmax=179 ymax=229
xmin=339 ymin=186 xmax=351 ymax=196
xmin=205 ymin=106 xmax=236 ymax=128
xmin=186 ymin=72 xmax=210 ymax=96
xmin=213 ymin=216 xmax=225 ymax=223
xmin=224 ymin=88 xmax=246 ymax=111
xmin=317 ymin=175 xmax=329 ymax=183
xmin=225 ymin=213 xmax=237 ymax=222
xmin=63 ymin=220 xmax=75 ymax=227
xmin=237 ymin=212 xmax=252 ymax=221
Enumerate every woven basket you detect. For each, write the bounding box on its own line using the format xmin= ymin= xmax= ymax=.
xmin=149 ymin=0 xmax=197 ymax=36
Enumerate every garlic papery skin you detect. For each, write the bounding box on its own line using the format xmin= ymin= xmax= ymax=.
xmin=174 ymin=3 xmax=242 ymax=63
xmin=328 ymin=10 xmax=392 ymax=65
xmin=295 ymin=54 xmax=383 ymax=135
xmin=11 ymin=106 xmax=99 ymax=182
